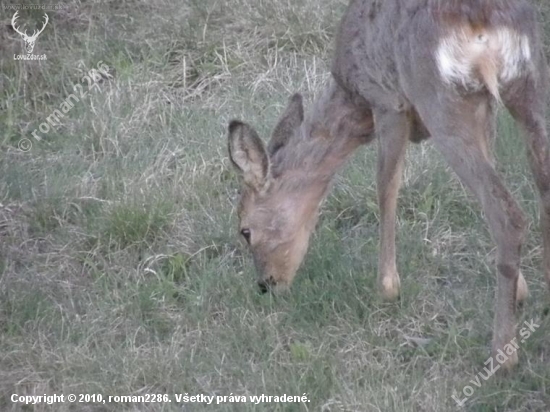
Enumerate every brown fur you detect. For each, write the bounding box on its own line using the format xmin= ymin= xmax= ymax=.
xmin=430 ymin=0 xmax=531 ymax=27
xmin=228 ymin=0 xmax=549 ymax=370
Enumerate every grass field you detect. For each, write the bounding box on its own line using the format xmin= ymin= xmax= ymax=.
xmin=1 ymin=0 xmax=550 ymax=411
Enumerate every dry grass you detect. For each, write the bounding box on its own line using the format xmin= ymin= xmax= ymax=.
xmin=1 ymin=0 xmax=550 ymax=411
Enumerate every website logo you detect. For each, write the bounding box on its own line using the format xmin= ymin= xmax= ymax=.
xmin=12 ymin=11 xmax=48 ymax=60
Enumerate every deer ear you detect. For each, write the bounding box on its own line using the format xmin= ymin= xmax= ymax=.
xmin=228 ymin=120 xmax=270 ymax=190
xmin=268 ymin=93 xmax=304 ymax=157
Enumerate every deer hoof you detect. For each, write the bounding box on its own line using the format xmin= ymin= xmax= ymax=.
xmin=516 ymin=271 xmax=529 ymax=304
xmin=491 ymin=347 xmax=518 ymax=373
xmin=379 ymin=274 xmax=401 ymax=302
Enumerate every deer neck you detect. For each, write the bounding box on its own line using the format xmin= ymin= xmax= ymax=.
xmin=272 ymin=80 xmax=374 ymax=202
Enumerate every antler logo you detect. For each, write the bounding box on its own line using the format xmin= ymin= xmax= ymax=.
xmin=12 ymin=11 xmax=49 ymax=54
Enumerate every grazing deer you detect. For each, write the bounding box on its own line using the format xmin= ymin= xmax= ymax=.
xmin=227 ymin=0 xmax=549 ymax=369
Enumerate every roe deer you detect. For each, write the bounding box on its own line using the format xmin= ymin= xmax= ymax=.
xmin=227 ymin=0 xmax=549 ymax=370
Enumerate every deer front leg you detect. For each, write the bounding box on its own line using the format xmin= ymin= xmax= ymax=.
xmin=375 ymin=109 xmax=410 ymax=301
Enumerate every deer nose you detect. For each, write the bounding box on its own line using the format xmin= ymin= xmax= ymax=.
xmin=258 ymin=281 xmax=269 ymax=294
xmin=257 ymin=277 xmax=276 ymax=294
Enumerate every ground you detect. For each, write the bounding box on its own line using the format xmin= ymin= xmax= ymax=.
xmin=1 ymin=0 xmax=550 ymax=411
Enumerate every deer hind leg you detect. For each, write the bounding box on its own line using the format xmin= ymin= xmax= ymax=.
xmin=504 ymin=73 xmax=550 ymax=291
xmin=374 ymin=108 xmax=410 ymax=301
xmin=471 ymin=98 xmax=529 ymax=304
xmin=416 ymin=95 xmax=526 ymax=370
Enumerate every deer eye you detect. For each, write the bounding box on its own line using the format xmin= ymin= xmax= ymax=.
xmin=240 ymin=228 xmax=251 ymax=244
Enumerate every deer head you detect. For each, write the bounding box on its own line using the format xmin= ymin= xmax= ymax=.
xmin=12 ymin=11 xmax=49 ymax=54
xmin=228 ymin=95 xmax=324 ymax=293
xmin=228 ymin=87 xmax=373 ymax=293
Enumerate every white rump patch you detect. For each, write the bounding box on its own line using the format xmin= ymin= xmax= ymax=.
xmin=495 ymin=28 xmax=531 ymax=82
xmin=436 ymin=26 xmax=531 ymax=92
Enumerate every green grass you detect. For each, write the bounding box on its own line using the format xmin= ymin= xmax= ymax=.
xmin=1 ymin=0 xmax=550 ymax=411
